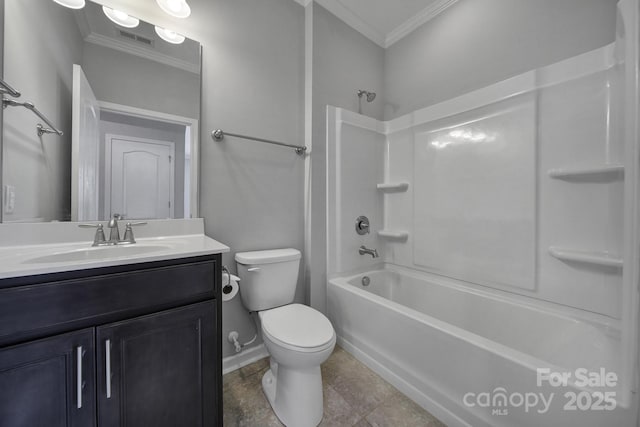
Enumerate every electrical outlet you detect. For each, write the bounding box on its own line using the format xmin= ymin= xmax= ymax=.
xmin=4 ymin=185 xmax=15 ymax=214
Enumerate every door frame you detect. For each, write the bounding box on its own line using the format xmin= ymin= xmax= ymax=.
xmin=104 ymin=134 xmax=176 ymax=220
xmin=71 ymin=64 xmax=101 ymax=222
xmin=98 ymin=101 xmax=199 ymax=218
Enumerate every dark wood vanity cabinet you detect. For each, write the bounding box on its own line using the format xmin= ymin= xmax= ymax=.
xmin=0 ymin=254 xmax=222 ymax=427
xmin=0 ymin=329 xmax=96 ymax=427
xmin=97 ymin=301 xmax=216 ymax=427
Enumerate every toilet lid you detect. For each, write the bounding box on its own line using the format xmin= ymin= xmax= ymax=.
xmin=260 ymin=304 xmax=335 ymax=350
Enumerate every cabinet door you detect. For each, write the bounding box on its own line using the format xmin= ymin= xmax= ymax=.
xmin=97 ymin=301 xmax=216 ymax=427
xmin=0 ymin=329 xmax=96 ymax=427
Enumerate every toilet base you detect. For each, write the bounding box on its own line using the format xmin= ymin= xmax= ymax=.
xmin=261 ymin=361 xmax=323 ymax=427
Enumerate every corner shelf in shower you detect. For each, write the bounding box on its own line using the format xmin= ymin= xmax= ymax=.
xmin=376 ymin=182 xmax=409 ymax=193
xmin=549 ymin=246 xmax=623 ymax=268
xmin=378 ymin=230 xmax=409 ymax=242
xmin=547 ymin=164 xmax=624 ymax=180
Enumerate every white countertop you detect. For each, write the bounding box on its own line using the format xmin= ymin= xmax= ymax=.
xmin=0 ymin=219 xmax=230 ymax=280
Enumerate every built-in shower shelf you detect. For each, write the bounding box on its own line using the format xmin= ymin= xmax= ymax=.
xmin=548 ymin=165 xmax=624 ymax=180
xmin=376 ymin=182 xmax=409 ymax=193
xmin=549 ymin=247 xmax=623 ymax=268
xmin=378 ymin=230 xmax=409 ymax=241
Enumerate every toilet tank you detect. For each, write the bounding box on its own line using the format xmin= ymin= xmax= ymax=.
xmin=235 ymin=248 xmax=301 ymax=311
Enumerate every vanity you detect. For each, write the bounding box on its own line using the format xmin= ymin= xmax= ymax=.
xmin=0 ymin=219 xmax=229 ymax=427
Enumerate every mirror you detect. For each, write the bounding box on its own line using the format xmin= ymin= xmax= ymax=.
xmin=1 ymin=0 xmax=201 ymax=222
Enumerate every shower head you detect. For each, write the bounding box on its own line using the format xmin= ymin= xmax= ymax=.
xmin=357 ymin=90 xmax=376 ymax=103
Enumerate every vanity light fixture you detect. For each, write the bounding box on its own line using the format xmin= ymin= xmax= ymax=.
xmin=102 ymin=6 xmax=140 ymax=28
xmin=156 ymin=0 xmax=191 ymax=18
xmin=154 ymin=26 xmax=186 ymax=44
xmin=52 ymin=0 xmax=85 ymax=9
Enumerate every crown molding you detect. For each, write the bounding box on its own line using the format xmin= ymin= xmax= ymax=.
xmin=84 ymin=32 xmax=200 ymax=74
xmin=309 ymin=0 xmax=458 ymax=49
xmin=314 ymin=0 xmax=386 ymax=47
xmin=385 ymin=0 xmax=459 ymax=47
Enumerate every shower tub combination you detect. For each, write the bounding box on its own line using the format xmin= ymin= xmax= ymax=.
xmin=325 ymin=1 xmax=639 ymax=424
xmin=328 ymin=267 xmax=632 ymax=427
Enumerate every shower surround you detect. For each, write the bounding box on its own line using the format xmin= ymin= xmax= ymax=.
xmin=325 ymin=2 xmax=640 ymax=423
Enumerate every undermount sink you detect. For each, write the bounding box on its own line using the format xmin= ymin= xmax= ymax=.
xmin=23 ymin=244 xmax=172 ymax=264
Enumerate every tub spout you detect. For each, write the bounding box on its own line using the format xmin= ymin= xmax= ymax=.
xmin=359 ymin=245 xmax=379 ymax=258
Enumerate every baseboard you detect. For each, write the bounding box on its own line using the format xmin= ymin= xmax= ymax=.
xmin=336 ymin=336 xmax=478 ymax=427
xmin=222 ymin=343 xmax=269 ymax=375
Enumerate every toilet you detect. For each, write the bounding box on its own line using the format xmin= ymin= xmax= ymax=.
xmin=235 ymin=248 xmax=336 ymax=427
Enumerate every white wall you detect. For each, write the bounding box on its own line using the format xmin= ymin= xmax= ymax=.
xmin=326 ymin=108 xmax=385 ymax=277
xmin=95 ymin=0 xmax=305 ymax=358
xmin=383 ymin=0 xmax=618 ymax=120
xmin=310 ymin=3 xmax=385 ymax=313
xmin=3 ymin=0 xmax=83 ymax=221
xmin=378 ymin=0 xmax=621 ymax=317
xmin=381 ymin=44 xmax=624 ymax=318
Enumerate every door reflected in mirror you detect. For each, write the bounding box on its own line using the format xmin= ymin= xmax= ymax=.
xmin=2 ymin=0 xmax=201 ymax=222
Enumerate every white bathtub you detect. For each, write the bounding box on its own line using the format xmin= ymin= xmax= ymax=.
xmin=327 ymin=267 xmax=636 ymax=427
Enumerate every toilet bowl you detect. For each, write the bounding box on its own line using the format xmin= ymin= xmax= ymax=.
xmin=236 ymin=249 xmax=336 ymax=427
xmin=260 ymin=304 xmax=336 ymax=426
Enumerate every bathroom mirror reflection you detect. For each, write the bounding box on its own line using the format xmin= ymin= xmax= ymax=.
xmin=1 ymin=0 xmax=201 ymax=222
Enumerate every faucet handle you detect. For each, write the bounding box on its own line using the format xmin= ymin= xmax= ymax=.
xmin=355 ymin=215 xmax=370 ymax=235
xmin=79 ymin=223 xmax=106 ymax=246
xmin=122 ymin=222 xmax=147 ymax=244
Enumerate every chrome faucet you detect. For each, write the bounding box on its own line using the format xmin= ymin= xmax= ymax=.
xmin=359 ymin=245 xmax=379 ymax=258
xmin=107 ymin=214 xmax=123 ymax=244
xmin=79 ymin=214 xmax=146 ymax=247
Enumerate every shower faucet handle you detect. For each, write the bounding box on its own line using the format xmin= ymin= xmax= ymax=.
xmin=355 ymin=215 xmax=370 ymax=235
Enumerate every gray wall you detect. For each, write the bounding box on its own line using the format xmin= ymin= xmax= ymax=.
xmin=82 ymin=42 xmax=200 ymax=119
xmin=3 ymin=0 xmax=83 ymax=221
xmin=310 ymin=3 xmax=385 ymax=313
xmin=383 ymin=0 xmax=618 ymax=120
xmin=199 ymin=0 xmax=305 ymax=359
xmin=97 ymin=0 xmax=305 ymax=358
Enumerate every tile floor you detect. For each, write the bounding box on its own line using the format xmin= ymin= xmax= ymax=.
xmin=223 ymin=345 xmax=446 ymax=426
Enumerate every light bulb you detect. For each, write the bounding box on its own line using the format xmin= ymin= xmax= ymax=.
xmin=52 ymin=0 xmax=85 ymax=9
xmin=102 ymin=6 xmax=140 ymax=28
xmin=155 ymin=26 xmax=186 ymax=44
xmin=156 ymin=0 xmax=191 ymax=18
xmin=167 ymin=0 xmax=183 ymax=12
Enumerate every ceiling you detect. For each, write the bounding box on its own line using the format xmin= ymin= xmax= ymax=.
xmin=297 ymin=0 xmax=459 ymax=48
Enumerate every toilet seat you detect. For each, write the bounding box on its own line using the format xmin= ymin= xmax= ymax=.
xmin=260 ymin=304 xmax=335 ymax=353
